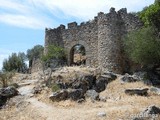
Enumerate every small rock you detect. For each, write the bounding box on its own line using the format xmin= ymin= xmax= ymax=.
xmin=103 ymin=71 xmax=117 ymax=80
xmin=97 ymin=112 xmax=106 ymax=117
xmin=99 ymin=97 xmax=107 ymax=102
xmin=32 ymin=86 xmax=42 ymax=94
xmin=132 ymin=72 xmax=147 ymax=81
xmin=120 ymin=73 xmax=138 ymax=82
xmin=85 ymin=90 xmax=99 ymax=100
xmin=150 ymin=87 xmax=160 ymax=95
xmin=77 ymin=98 xmax=85 ymax=103
xmin=49 ymin=90 xmax=68 ymax=102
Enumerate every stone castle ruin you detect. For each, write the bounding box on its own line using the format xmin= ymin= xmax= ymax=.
xmin=42 ymin=8 xmax=142 ymax=74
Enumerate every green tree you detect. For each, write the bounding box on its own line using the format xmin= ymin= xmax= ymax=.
xmin=42 ymin=44 xmax=66 ymax=66
xmin=41 ymin=45 xmax=66 ymax=85
xmin=2 ymin=52 xmax=27 ymax=73
xmin=139 ymin=0 xmax=160 ymax=31
xmin=27 ymin=45 xmax=44 ymax=67
xmin=123 ymin=26 xmax=160 ymax=68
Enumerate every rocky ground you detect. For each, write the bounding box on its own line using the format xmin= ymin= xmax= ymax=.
xmin=0 ymin=66 xmax=160 ymax=120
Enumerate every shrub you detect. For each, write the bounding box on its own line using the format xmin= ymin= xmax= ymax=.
xmin=0 ymin=71 xmax=15 ymax=88
xmin=123 ymin=26 xmax=160 ymax=68
xmin=51 ymin=83 xmax=60 ymax=92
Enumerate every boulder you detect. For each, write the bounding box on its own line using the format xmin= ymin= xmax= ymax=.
xmin=49 ymin=90 xmax=68 ymax=102
xmin=72 ymin=74 xmax=96 ymax=93
xmin=0 ymin=86 xmax=19 ymax=98
xmin=125 ymin=88 xmax=149 ymax=96
xmin=49 ymin=89 xmax=85 ymax=101
xmin=0 ymin=95 xmax=7 ymax=107
xmin=85 ymin=90 xmax=99 ymax=100
xmin=68 ymin=89 xmax=84 ymax=101
xmin=72 ymin=80 xmax=88 ymax=94
xmin=150 ymin=87 xmax=160 ymax=95
xmin=94 ymin=75 xmax=112 ymax=93
xmin=0 ymin=86 xmax=19 ymax=107
xmin=147 ymin=71 xmax=160 ymax=86
xmin=94 ymin=72 xmax=117 ymax=93
xmin=81 ymin=75 xmax=96 ymax=89
xmin=103 ymin=71 xmax=117 ymax=81
xmin=132 ymin=105 xmax=160 ymax=120
xmin=132 ymin=72 xmax=147 ymax=81
xmin=142 ymin=105 xmax=160 ymax=115
xmin=120 ymin=73 xmax=139 ymax=82
xmin=132 ymin=71 xmax=160 ymax=86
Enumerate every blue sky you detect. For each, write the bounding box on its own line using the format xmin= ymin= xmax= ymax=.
xmin=0 ymin=0 xmax=154 ymax=70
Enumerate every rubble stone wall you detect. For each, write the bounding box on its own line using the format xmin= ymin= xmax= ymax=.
xmin=42 ymin=7 xmax=142 ymax=74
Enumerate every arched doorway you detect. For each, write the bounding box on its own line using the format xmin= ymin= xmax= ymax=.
xmin=70 ymin=44 xmax=86 ymax=66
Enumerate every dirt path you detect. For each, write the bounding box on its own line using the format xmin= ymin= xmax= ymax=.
xmin=14 ymin=79 xmax=107 ymax=120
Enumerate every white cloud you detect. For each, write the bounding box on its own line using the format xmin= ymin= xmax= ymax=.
xmin=0 ymin=14 xmax=52 ymax=29
xmin=0 ymin=0 xmax=56 ymax=29
xmin=31 ymin=0 xmax=154 ymax=20
xmin=0 ymin=0 xmax=30 ymax=14
xmin=0 ymin=0 xmax=155 ymax=29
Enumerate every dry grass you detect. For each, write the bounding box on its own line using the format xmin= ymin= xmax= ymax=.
xmin=0 ymin=67 xmax=160 ymax=120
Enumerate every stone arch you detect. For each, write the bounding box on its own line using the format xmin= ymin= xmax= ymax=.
xmin=70 ymin=44 xmax=86 ymax=65
xmin=66 ymin=41 xmax=89 ymax=66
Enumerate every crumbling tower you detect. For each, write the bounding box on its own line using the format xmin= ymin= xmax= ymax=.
xmin=97 ymin=8 xmax=124 ymax=73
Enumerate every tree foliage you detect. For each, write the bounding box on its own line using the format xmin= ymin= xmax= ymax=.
xmin=27 ymin=45 xmax=44 ymax=61
xmin=123 ymin=26 xmax=160 ymax=67
xmin=2 ymin=52 xmax=27 ymax=73
xmin=139 ymin=0 xmax=160 ymax=31
xmin=42 ymin=44 xmax=66 ymax=62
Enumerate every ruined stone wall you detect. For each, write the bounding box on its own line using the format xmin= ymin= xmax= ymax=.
xmin=62 ymin=19 xmax=98 ymax=67
xmin=43 ymin=7 xmax=142 ymax=74
xmin=97 ymin=8 xmax=124 ymax=73
xmin=31 ymin=58 xmax=43 ymax=73
xmin=44 ymin=19 xmax=99 ymax=67
xmin=44 ymin=25 xmax=65 ymax=54
xmin=97 ymin=8 xmax=142 ymax=73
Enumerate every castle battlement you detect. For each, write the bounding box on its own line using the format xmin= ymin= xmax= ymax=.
xmin=44 ymin=7 xmax=143 ymax=73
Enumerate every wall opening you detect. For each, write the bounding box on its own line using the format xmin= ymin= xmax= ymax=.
xmin=70 ymin=44 xmax=86 ymax=66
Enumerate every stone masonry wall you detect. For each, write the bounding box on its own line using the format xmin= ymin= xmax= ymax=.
xmin=62 ymin=19 xmax=98 ymax=67
xmin=44 ymin=18 xmax=99 ymax=67
xmin=98 ymin=8 xmax=123 ymax=73
xmin=42 ymin=7 xmax=142 ymax=74
xmin=31 ymin=58 xmax=43 ymax=73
